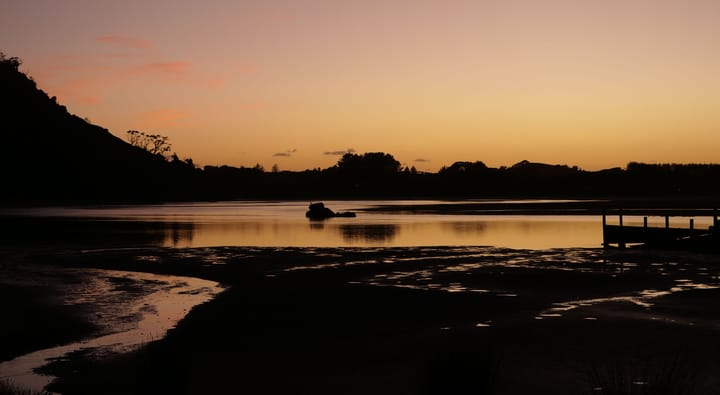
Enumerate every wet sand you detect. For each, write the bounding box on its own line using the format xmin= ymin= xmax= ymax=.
xmin=0 ymin=250 xmax=222 ymax=393
xmin=2 ymin=246 xmax=719 ymax=394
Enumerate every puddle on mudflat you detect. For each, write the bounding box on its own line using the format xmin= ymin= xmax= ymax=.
xmin=339 ymin=247 xmax=720 ymax=326
xmin=537 ymin=281 xmax=720 ymax=321
xmin=0 ymin=270 xmax=223 ymax=394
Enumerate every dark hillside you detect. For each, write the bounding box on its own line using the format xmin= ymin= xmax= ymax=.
xmin=0 ymin=55 xmax=196 ymax=204
xmin=2 ymin=53 xmax=719 ymax=203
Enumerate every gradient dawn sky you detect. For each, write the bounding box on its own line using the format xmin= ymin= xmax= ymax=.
xmin=2 ymin=0 xmax=720 ymax=171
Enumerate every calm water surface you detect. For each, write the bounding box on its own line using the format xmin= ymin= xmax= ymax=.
xmin=1 ymin=200 xmax=718 ymax=393
xmin=4 ymin=200 xmax=613 ymax=249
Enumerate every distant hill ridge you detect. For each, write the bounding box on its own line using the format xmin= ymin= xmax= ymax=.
xmin=507 ymin=160 xmax=578 ymax=177
xmin=2 ymin=52 xmax=720 ymax=203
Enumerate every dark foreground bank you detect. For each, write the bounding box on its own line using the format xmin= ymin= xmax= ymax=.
xmin=3 ymin=246 xmax=720 ymax=394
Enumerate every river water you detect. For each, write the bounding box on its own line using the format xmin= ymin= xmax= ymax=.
xmin=0 ymin=265 xmax=223 ymax=394
xmin=4 ymin=199 xmax=713 ymax=249
xmin=0 ymin=200 xmax=716 ymax=393
xmin=1 ymin=200 xmax=610 ymax=249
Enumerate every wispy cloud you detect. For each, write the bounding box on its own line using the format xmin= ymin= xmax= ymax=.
xmin=47 ymin=76 xmax=115 ymax=106
xmin=46 ymin=59 xmax=221 ymax=106
xmin=34 ymin=45 xmax=251 ymax=107
xmin=202 ymin=77 xmax=225 ymax=89
xmin=125 ymin=62 xmax=189 ymax=80
xmin=414 ymin=158 xmax=431 ymax=162
xmin=96 ymin=35 xmax=153 ymax=49
xmin=323 ymin=148 xmax=356 ymax=155
xmin=77 ymin=95 xmax=101 ymax=104
xmin=136 ymin=108 xmax=192 ymax=129
xmin=273 ymin=149 xmax=297 ymax=157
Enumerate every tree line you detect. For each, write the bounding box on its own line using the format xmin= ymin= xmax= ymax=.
xmin=124 ymin=133 xmax=720 ymax=200
xmin=3 ymin=50 xmax=720 ymax=204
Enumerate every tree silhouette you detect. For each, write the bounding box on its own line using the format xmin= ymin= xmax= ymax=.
xmin=4 ymin=46 xmax=720 ymax=203
xmin=127 ymin=130 xmax=172 ymax=158
xmin=0 ymin=52 xmax=21 ymax=71
xmin=439 ymin=161 xmax=488 ymax=176
xmin=337 ymin=152 xmax=401 ymax=177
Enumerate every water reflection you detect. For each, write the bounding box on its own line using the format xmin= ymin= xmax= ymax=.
xmin=163 ymin=223 xmax=195 ymax=247
xmin=1 ymin=201 xmax=604 ymax=249
xmin=166 ymin=217 xmax=601 ymax=248
xmin=446 ymin=222 xmax=487 ymax=234
xmin=309 ymin=222 xmax=326 ymax=231
xmin=0 ymin=269 xmax=221 ymax=393
xmin=340 ymin=224 xmax=398 ymax=244
xmin=0 ymin=217 xmax=197 ymax=248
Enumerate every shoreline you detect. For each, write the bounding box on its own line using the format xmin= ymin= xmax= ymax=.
xmin=2 ymin=245 xmax=720 ymax=393
xmin=358 ymin=197 xmax=720 ymax=215
xmin=0 ymin=257 xmax=223 ymax=393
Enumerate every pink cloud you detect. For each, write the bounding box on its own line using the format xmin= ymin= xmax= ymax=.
xmin=77 ymin=95 xmax=101 ymax=105
xmin=31 ymin=50 xmax=255 ymax=108
xmin=136 ymin=108 xmax=192 ymax=129
xmin=202 ymin=77 xmax=225 ymax=89
xmin=46 ymin=60 xmax=209 ymax=105
xmin=96 ymin=35 xmax=154 ymax=49
xmin=46 ymin=76 xmax=117 ymax=106
xmin=125 ymin=62 xmax=189 ymax=81
xmin=31 ymin=54 xmax=131 ymax=105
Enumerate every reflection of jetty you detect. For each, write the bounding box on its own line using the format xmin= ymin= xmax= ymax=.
xmin=602 ymin=208 xmax=719 ymax=252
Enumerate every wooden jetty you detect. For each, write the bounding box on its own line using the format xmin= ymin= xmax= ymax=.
xmin=602 ymin=208 xmax=719 ymax=252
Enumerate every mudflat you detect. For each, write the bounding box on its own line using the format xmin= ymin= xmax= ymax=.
xmin=3 ymin=245 xmax=720 ymax=394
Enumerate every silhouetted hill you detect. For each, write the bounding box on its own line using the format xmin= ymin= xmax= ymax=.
xmin=2 ymin=53 xmax=719 ymax=203
xmin=507 ymin=160 xmax=579 ymax=177
xmin=1 ymin=56 xmax=198 ymax=203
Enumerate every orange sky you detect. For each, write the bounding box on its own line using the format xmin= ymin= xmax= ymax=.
xmin=2 ymin=0 xmax=719 ymax=171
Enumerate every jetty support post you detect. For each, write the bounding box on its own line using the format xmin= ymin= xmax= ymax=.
xmin=618 ymin=208 xmax=625 ymax=249
xmin=602 ymin=209 xmax=607 ymax=248
xmin=714 ymin=208 xmax=718 ymax=228
xmin=665 ymin=215 xmax=670 ymax=230
xmin=690 ymin=218 xmax=694 ymax=231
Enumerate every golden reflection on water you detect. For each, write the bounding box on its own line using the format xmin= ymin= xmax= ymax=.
xmin=2 ymin=200 xmax=605 ymax=249
xmin=163 ymin=216 xmax=602 ymax=249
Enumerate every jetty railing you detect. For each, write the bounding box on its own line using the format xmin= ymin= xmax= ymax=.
xmin=602 ymin=208 xmax=718 ymax=250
